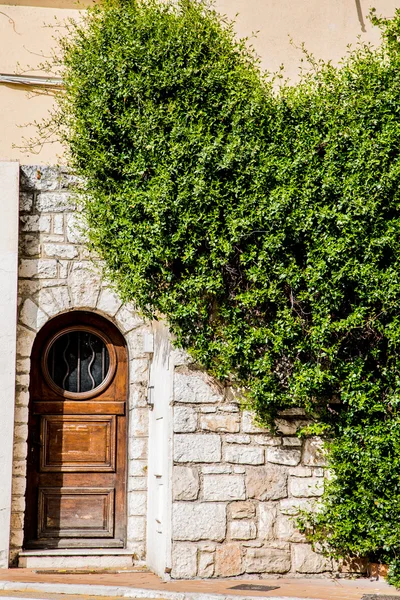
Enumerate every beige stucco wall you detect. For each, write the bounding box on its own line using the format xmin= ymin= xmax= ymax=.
xmin=0 ymin=0 xmax=398 ymax=164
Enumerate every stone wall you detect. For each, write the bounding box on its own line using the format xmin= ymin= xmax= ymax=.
xmin=10 ymin=166 xmax=151 ymax=565
xmin=12 ymin=164 xmax=339 ymax=578
xmin=171 ymin=361 xmax=331 ymax=579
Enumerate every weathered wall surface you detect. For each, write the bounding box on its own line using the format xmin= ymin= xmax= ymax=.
xmin=0 ymin=0 xmax=397 ymax=163
xmin=10 ymin=165 xmax=151 ymax=565
xmin=170 ymin=358 xmax=330 ymax=579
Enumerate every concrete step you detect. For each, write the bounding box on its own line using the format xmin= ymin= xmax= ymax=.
xmin=18 ymin=549 xmax=138 ymax=569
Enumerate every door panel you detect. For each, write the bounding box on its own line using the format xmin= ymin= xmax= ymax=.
xmin=38 ymin=487 xmax=114 ymax=538
xmin=24 ymin=312 xmax=127 ymax=550
xmin=41 ymin=415 xmax=116 ymax=472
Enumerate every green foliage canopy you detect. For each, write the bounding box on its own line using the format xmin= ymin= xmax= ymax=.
xmin=53 ymin=0 xmax=400 ymax=580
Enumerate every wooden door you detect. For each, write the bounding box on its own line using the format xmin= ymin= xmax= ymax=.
xmin=24 ymin=312 xmax=127 ymax=549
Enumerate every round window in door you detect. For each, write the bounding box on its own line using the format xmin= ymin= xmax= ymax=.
xmin=42 ymin=326 xmax=116 ymax=399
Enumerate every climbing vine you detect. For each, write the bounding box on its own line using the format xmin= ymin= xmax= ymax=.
xmin=49 ymin=0 xmax=400 ymax=583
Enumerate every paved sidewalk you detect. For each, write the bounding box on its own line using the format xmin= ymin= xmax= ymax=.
xmin=1 ymin=569 xmax=400 ymax=600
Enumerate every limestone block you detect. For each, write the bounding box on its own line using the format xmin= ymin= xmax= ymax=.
xmin=66 ymin=213 xmax=87 ymax=243
xmin=266 ymin=446 xmax=301 ymax=467
xmin=11 ymin=496 xmax=25 ymax=512
xmin=48 ymin=286 xmax=71 ymax=313
xmin=245 ymin=547 xmax=291 ymax=574
xmin=219 ymin=403 xmax=240 ymax=413
xmin=36 ymin=192 xmax=74 ymax=212
xmin=128 ymin=385 xmax=148 ymax=409
xmin=254 ymin=435 xmax=282 ymax=446
xmin=20 ymin=235 xmax=40 ymax=257
xmin=275 ymin=513 xmax=306 ymax=542
xmin=173 ymin=466 xmax=200 ymax=501
xmin=97 ymin=287 xmax=122 ymax=316
xmin=303 ymin=438 xmax=327 ymax=467
xmin=128 ymin=460 xmax=147 ymax=477
xmin=289 ymin=476 xmax=324 ymax=497
xmin=16 ymin=326 xmax=35 ymax=358
xmin=130 ymin=438 xmax=147 ymax=460
xmin=202 ymin=465 xmax=232 ymax=474
xmin=174 ymin=370 xmax=223 ymax=404
xmin=14 ymin=405 xmax=28 ymax=425
xmin=43 ymin=243 xmax=78 ymax=259
xmin=233 ymin=465 xmax=246 ymax=473
xmin=19 ymin=259 xmax=57 ymax=279
xmin=128 ymin=477 xmax=147 ymax=491
xmin=225 ymin=434 xmax=251 ymax=444
xmin=174 ymin=406 xmax=197 ymax=433
xmin=130 ymin=408 xmax=148 ymax=437
xmin=242 ymin=411 xmax=270 ymax=433
xmin=229 ymin=520 xmax=257 ymax=540
xmin=10 ymin=512 xmax=24 ymax=531
xmin=200 ymin=413 xmax=240 ymax=433
xmin=128 ymin=492 xmax=147 ymax=516
xmin=171 ymin=348 xmax=191 ymax=367
xmin=129 ymin=542 xmax=146 ymax=561
xmin=20 ymin=298 xmax=48 ymax=331
xmin=293 ymin=544 xmax=332 ymax=573
xmin=69 ymin=262 xmax=101 ymax=307
xmin=172 ymin=502 xmax=226 ymax=541
xmin=115 ymin=304 xmax=143 ymax=333
xmin=203 ymin=475 xmax=245 ymax=501
xmin=9 ymin=529 xmax=24 ymax=548
xmin=171 ymin=543 xmax=197 ymax=578
xmin=198 ymin=550 xmax=214 ymax=577
xmin=13 ymin=441 xmax=27 ymax=461
xmin=246 ymin=465 xmax=288 ymax=501
xmin=20 ymin=165 xmax=60 ymax=191
xmin=258 ymin=503 xmax=277 ymax=540
xmin=34 ymin=288 xmax=60 ymax=317
xmin=15 ymin=390 xmax=29 ymax=406
xmin=125 ymin=328 xmax=147 ymax=359
xmin=19 ymin=192 xmax=33 ymax=212
xmin=275 ymin=418 xmax=309 ymax=435
xmin=128 ymin=359 xmax=149 ymax=385
xmin=12 ymin=478 xmax=26 ymax=496
xmin=288 ymin=466 xmax=312 ymax=477
xmin=20 ymin=215 xmax=51 ymax=233
xmin=13 ymin=422 xmax=28 ymax=441
xmin=283 ymin=437 xmax=302 ymax=446
xmin=279 ymin=498 xmax=316 ymax=516
xmin=230 ymin=501 xmax=256 ymax=520
xmin=224 ymin=444 xmax=264 ymax=465
xmin=127 ymin=516 xmax=146 ymax=542
xmin=174 ymin=434 xmax=221 ymax=463
xmin=215 ymin=543 xmax=243 ymax=576
xmin=53 ymin=214 xmax=64 ymax=235
xmin=12 ymin=460 xmax=27 ymax=477
xmin=58 ymin=260 xmax=69 ymax=278
xmin=314 ymin=467 xmax=325 ymax=477
xmin=16 ymin=374 xmax=29 ymax=390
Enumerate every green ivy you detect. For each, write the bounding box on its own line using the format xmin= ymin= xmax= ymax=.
xmin=51 ymin=0 xmax=400 ymax=581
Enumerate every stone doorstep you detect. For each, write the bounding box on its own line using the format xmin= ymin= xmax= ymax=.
xmin=18 ymin=550 xmax=135 ymax=569
xmin=0 ymin=582 xmax=320 ymax=600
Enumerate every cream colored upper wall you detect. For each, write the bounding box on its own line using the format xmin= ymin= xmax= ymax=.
xmin=0 ymin=0 xmax=397 ymax=164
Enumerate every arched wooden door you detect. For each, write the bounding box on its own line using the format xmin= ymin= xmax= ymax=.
xmin=24 ymin=312 xmax=127 ymax=549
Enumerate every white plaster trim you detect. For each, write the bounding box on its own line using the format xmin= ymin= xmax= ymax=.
xmin=0 ymin=162 xmax=19 ymax=568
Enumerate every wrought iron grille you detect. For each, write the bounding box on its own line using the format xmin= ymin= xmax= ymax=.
xmin=47 ymin=330 xmax=110 ymax=393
